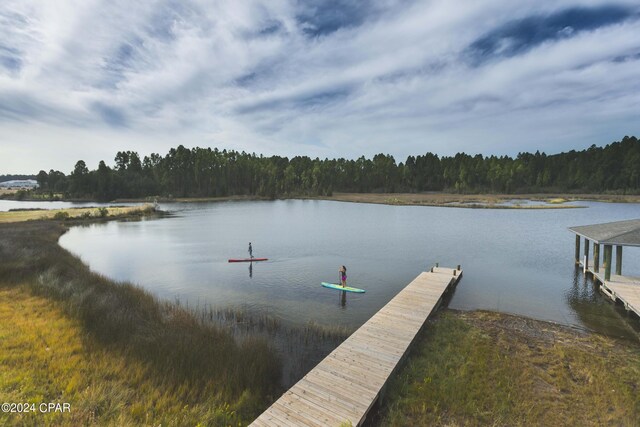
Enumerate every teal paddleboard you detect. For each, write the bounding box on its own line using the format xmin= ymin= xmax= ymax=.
xmin=321 ymin=282 xmax=366 ymax=293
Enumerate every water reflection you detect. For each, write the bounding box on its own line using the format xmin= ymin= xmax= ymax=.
xmin=249 ymin=262 xmax=253 ymax=278
xmin=566 ymin=267 xmax=639 ymax=340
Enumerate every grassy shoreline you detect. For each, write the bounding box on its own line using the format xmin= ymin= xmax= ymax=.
xmin=0 ymin=216 xmax=281 ymax=426
xmin=378 ymin=310 xmax=640 ymax=426
xmin=0 ymin=204 xmax=157 ymax=223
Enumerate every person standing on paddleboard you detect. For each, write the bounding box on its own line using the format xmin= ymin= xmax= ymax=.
xmin=339 ymin=265 xmax=347 ymax=287
xmin=248 ymin=242 xmax=253 ymax=259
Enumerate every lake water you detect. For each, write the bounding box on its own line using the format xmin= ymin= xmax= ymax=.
xmin=56 ymin=199 xmax=640 ymax=339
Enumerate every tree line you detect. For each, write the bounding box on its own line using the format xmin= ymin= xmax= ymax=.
xmin=0 ymin=174 xmax=36 ymax=183
xmin=33 ymin=135 xmax=640 ymax=201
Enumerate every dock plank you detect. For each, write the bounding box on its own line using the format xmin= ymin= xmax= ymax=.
xmin=327 ymin=347 xmax=396 ymax=372
xmin=297 ymin=377 xmax=372 ymax=410
xmin=281 ymin=388 xmax=356 ymax=423
xmin=250 ymin=267 xmax=463 ymax=426
xmin=303 ymin=370 xmax=379 ymax=403
xmin=584 ymin=265 xmax=640 ymax=317
xmin=290 ymin=382 xmax=362 ymax=416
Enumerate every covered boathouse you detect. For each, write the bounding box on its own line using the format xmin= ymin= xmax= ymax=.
xmin=569 ymin=219 xmax=640 ymax=317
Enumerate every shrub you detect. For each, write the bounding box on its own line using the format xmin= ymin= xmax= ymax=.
xmin=53 ymin=211 xmax=69 ymax=220
xmin=98 ymin=207 xmax=109 ymax=218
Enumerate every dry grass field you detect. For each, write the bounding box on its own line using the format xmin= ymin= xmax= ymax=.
xmin=0 ymin=205 xmax=154 ymax=223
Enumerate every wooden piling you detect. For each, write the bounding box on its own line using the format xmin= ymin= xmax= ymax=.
xmin=583 ymin=238 xmax=590 ymax=270
xmin=593 ymin=243 xmax=600 ymax=273
xmin=574 ymin=235 xmax=580 ymax=264
xmin=604 ymin=245 xmax=612 ymax=281
xmin=616 ymin=245 xmax=623 ymax=276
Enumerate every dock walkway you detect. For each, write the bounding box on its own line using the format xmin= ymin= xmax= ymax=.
xmin=251 ymin=266 xmax=463 ymax=427
xmin=581 ymin=261 xmax=640 ymax=317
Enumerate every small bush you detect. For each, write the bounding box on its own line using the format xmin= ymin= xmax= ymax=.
xmin=98 ymin=207 xmax=109 ymax=218
xmin=53 ymin=211 xmax=69 ymax=220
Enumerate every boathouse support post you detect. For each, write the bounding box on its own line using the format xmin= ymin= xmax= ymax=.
xmin=604 ymin=245 xmax=612 ymax=281
xmin=575 ymin=235 xmax=580 ymax=264
xmin=583 ymin=238 xmax=590 ymax=271
xmin=616 ymin=246 xmax=623 ymax=276
xmin=593 ymin=243 xmax=600 ymax=273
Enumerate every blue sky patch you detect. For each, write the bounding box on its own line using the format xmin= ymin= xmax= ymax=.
xmin=91 ymin=102 xmax=127 ymax=127
xmin=296 ymin=0 xmax=380 ymax=37
xmin=0 ymin=45 xmax=22 ymax=74
xmin=467 ymin=5 xmax=637 ymax=64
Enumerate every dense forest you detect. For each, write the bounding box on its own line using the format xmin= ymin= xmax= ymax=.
xmin=30 ymin=136 xmax=640 ymax=201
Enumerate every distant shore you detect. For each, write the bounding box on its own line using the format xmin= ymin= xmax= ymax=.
xmin=313 ymin=192 xmax=640 ymax=209
xmin=110 ymin=192 xmax=640 ymax=209
xmin=4 ymin=191 xmax=640 ymax=209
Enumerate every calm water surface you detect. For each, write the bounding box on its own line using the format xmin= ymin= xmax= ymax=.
xmin=57 ymin=200 xmax=640 ymax=338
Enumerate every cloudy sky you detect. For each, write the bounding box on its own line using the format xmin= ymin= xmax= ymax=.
xmin=1 ymin=0 xmax=639 ymax=173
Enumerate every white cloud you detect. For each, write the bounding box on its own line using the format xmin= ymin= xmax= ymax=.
xmin=0 ymin=0 xmax=639 ymax=172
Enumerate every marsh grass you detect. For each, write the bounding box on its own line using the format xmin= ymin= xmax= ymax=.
xmin=191 ymin=304 xmax=353 ymax=387
xmin=0 ymin=286 xmax=257 ymax=426
xmin=0 ymin=220 xmax=281 ymax=425
xmin=379 ymin=310 xmax=640 ymax=426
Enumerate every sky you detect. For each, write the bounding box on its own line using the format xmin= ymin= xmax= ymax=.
xmin=1 ymin=1 xmax=640 ymax=174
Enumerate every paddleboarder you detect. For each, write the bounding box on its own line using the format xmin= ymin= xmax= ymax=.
xmin=248 ymin=242 xmax=253 ymax=259
xmin=339 ymin=265 xmax=347 ymax=287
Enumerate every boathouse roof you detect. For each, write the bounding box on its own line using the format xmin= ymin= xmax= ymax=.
xmin=569 ymin=219 xmax=640 ymax=247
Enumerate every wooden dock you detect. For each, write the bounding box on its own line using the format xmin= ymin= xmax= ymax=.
xmin=581 ymin=260 xmax=640 ymax=317
xmin=570 ymin=219 xmax=640 ymax=318
xmin=251 ymin=266 xmax=463 ymax=427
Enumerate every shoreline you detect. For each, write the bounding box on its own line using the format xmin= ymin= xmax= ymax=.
xmin=4 ymin=192 xmax=640 ymax=209
xmin=0 ymin=204 xmax=159 ymax=223
xmin=312 ymin=192 xmax=640 ymax=209
xmin=115 ymin=192 xmax=640 ymax=209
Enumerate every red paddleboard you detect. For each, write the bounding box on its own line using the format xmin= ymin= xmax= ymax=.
xmin=228 ymin=258 xmax=268 ymax=263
